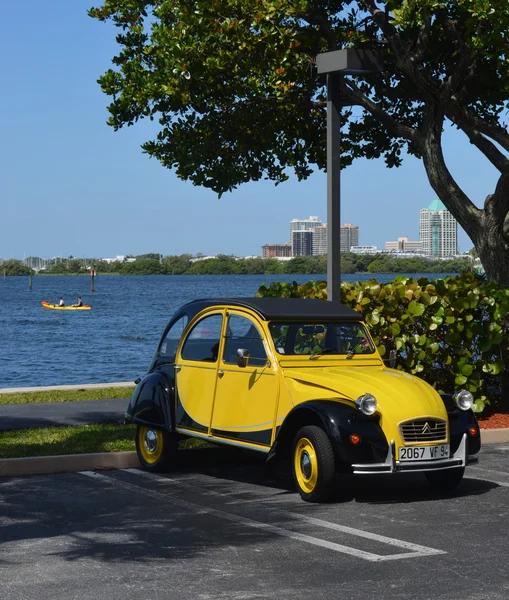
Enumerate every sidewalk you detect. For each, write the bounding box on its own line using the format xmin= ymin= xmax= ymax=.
xmin=0 ymin=398 xmax=129 ymax=431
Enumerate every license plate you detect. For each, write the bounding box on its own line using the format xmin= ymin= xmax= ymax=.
xmin=399 ymin=444 xmax=450 ymax=462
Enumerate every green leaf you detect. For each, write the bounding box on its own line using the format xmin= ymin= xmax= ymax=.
xmin=461 ymin=364 xmax=473 ymax=377
xmin=408 ymin=301 xmax=425 ymax=316
xmin=455 ymin=375 xmax=467 ymax=386
xmin=472 ymin=399 xmax=485 ymax=413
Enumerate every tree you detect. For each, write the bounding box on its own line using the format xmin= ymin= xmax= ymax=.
xmin=89 ymin=0 xmax=509 ymax=282
xmin=1 ymin=259 xmax=33 ymax=276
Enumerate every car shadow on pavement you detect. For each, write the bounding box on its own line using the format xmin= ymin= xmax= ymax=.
xmin=165 ymin=447 xmax=498 ymax=506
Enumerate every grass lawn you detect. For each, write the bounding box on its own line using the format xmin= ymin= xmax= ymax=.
xmin=0 ymin=423 xmax=137 ymax=458
xmin=0 ymin=386 xmax=135 ymax=406
xmin=0 ymin=423 xmax=212 ymax=459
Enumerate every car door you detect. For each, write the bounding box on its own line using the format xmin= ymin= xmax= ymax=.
xmin=175 ymin=311 xmax=224 ymax=433
xmin=210 ymin=311 xmax=279 ymax=448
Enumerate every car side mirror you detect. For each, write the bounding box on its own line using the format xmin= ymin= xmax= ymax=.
xmin=236 ymin=348 xmax=250 ymax=368
xmin=384 ymin=349 xmax=397 ymax=368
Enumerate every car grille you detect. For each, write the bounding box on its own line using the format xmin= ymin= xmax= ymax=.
xmin=399 ymin=418 xmax=447 ymax=443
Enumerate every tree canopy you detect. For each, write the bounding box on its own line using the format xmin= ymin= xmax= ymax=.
xmin=89 ymin=0 xmax=509 ymax=282
xmin=0 ymin=259 xmax=34 ymax=276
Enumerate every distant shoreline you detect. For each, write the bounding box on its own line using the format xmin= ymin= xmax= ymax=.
xmin=3 ymin=271 xmax=466 ymax=277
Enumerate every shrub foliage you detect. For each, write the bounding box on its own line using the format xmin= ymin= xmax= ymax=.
xmin=256 ymin=273 xmax=509 ymax=414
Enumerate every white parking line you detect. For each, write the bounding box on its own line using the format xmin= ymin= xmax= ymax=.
xmin=467 ymin=466 xmax=509 ymax=488
xmin=85 ymin=469 xmax=445 ymax=562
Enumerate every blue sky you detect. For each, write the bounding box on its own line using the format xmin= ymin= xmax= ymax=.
xmin=0 ymin=1 xmax=500 ymax=260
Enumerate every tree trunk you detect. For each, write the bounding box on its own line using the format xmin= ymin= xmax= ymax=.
xmin=475 ymin=238 xmax=509 ymax=286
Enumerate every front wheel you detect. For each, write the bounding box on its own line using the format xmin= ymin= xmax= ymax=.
xmin=292 ymin=425 xmax=336 ymax=502
xmin=136 ymin=424 xmax=178 ymax=472
xmin=425 ymin=467 xmax=465 ymax=491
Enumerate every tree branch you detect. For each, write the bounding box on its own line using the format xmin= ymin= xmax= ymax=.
xmin=361 ymin=0 xmax=441 ymax=103
xmin=411 ymin=16 xmax=432 ymax=64
xmin=342 ymin=79 xmax=418 ymax=143
xmin=451 ymin=104 xmax=509 ymax=154
xmin=420 ymin=119 xmax=482 ymax=238
xmin=447 ymin=108 xmax=509 ymax=174
xmin=440 ymin=18 xmax=477 ymax=103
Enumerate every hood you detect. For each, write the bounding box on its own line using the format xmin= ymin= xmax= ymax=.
xmin=283 ymin=366 xmax=448 ymax=444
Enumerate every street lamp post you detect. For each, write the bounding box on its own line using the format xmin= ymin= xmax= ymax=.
xmin=316 ymin=49 xmax=382 ymax=302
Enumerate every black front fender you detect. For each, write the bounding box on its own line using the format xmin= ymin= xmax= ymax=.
xmin=125 ymin=371 xmax=174 ymax=430
xmin=269 ymin=400 xmax=388 ymax=471
xmin=440 ymin=394 xmax=481 ymax=455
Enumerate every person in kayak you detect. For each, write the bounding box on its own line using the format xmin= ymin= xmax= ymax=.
xmin=72 ymin=296 xmax=83 ymax=307
xmin=57 ymin=297 xmax=65 ymax=306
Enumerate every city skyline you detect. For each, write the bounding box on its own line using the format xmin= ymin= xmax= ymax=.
xmin=262 ymin=199 xmax=461 ymax=259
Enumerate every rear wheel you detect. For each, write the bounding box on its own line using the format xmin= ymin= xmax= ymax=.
xmin=136 ymin=424 xmax=178 ymax=472
xmin=426 ymin=467 xmax=465 ymax=491
xmin=292 ymin=425 xmax=336 ymax=503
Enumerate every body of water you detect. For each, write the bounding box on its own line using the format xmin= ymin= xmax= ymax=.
xmin=0 ymin=273 xmax=455 ymax=388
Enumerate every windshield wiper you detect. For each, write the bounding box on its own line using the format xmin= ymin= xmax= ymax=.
xmin=309 ymin=347 xmax=337 ymax=359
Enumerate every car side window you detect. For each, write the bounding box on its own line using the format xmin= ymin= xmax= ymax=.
xmin=159 ymin=314 xmax=189 ymax=360
xmin=181 ymin=314 xmax=223 ymax=363
xmin=223 ymin=315 xmax=267 ymax=367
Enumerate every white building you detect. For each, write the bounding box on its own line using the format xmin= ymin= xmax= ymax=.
xmin=312 ymin=225 xmax=327 ymax=256
xmin=385 ymin=237 xmax=423 ymax=253
xmin=102 ymin=255 xmax=136 ymax=264
xmin=350 ymin=246 xmax=378 ymax=254
xmin=340 ymin=224 xmax=359 ymax=252
xmin=420 ymin=200 xmax=457 ymax=257
xmin=289 ymin=216 xmax=323 ymax=255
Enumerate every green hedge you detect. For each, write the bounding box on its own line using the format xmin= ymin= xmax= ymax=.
xmin=256 ymin=272 xmax=509 ymax=414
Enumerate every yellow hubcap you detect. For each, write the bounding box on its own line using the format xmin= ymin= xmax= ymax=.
xmin=138 ymin=426 xmax=163 ymax=465
xmin=294 ymin=437 xmax=318 ymax=494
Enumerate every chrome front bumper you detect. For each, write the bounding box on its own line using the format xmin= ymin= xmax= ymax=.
xmin=352 ymin=433 xmax=477 ymax=474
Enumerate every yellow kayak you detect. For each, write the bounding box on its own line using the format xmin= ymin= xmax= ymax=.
xmin=41 ymin=301 xmax=91 ymax=311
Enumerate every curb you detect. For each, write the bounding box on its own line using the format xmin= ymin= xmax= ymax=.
xmin=0 ymin=428 xmax=508 ymax=478
xmin=0 ymin=382 xmax=135 ymax=395
xmin=480 ymin=427 xmax=509 ymax=444
xmin=0 ymin=451 xmax=140 ymax=477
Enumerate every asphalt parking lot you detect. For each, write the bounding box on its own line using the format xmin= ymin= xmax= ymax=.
xmin=2 ymin=444 xmax=509 ymax=600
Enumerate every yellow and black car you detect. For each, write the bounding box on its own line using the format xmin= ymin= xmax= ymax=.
xmin=126 ymin=298 xmax=481 ymax=502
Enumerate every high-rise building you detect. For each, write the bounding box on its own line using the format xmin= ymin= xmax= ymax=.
xmin=289 ymin=216 xmax=323 ymax=256
xmin=420 ymin=200 xmax=457 ymax=257
xmin=261 ymin=243 xmax=292 ymax=259
xmin=312 ymin=226 xmax=327 ymax=256
xmin=289 ymin=216 xmax=323 ymax=238
xmin=292 ymin=230 xmax=313 ymax=256
xmin=340 ymin=224 xmax=359 ymax=252
xmin=385 ymin=237 xmax=423 ymax=253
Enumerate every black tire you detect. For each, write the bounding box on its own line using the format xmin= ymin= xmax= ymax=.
xmin=292 ymin=425 xmax=336 ymax=502
xmin=425 ymin=467 xmax=465 ymax=491
xmin=135 ymin=424 xmax=178 ymax=472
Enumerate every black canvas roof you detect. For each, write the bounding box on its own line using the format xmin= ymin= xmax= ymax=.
xmin=179 ymin=297 xmax=363 ymax=321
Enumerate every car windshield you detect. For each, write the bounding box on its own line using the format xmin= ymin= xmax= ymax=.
xmin=268 ymin=321 xmax=375 ymax=356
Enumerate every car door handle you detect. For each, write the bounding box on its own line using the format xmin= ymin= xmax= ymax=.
xmin=218 ymin=370 xmax=224 ymax=378
xmin=175 ymin=366 xmax=181 ymax=373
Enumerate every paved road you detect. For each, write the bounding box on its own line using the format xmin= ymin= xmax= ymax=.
xmin=0 ymin=398 xmax=129 ymax=431
xmin=1 ymin=443 xmax=509 ymax=600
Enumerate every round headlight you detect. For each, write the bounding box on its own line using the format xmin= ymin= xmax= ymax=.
xmin=356 ymin=393 xmax=377 ymax=416
xmin=454 ymin=389 xmax=474 ymax=411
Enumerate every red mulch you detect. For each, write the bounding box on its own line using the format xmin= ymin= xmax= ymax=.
xmin=477 ymin=413 xmax=509 ymax=429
